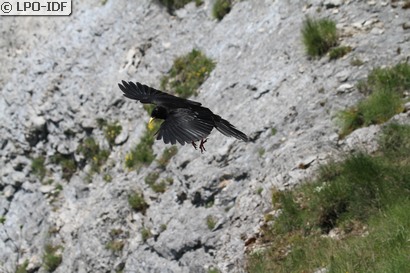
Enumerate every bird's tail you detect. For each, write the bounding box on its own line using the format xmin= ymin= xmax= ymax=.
xmin=214 ymin=117 xmax=249 ymax=142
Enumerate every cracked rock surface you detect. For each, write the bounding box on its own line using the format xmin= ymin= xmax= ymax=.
xmin=1 ymin=0 xmax=410 ymax=272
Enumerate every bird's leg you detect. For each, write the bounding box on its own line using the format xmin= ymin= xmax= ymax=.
xmin=191 ymin=141 xmax=197 ymax=150
xmin=199 ymin=138 xmax=208 ymax=153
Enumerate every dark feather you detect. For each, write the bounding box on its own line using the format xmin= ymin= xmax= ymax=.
xmin=118 ymin=81 xmax=201 ymax=106
xmin=119 ymin=81 xmax=249 ymax=147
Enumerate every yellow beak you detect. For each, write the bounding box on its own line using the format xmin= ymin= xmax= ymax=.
xmin=148 ymin=117 xmax=155 ymax=131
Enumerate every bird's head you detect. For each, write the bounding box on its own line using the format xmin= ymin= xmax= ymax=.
xmin=149 ymin=106 xmax=167 ymax=130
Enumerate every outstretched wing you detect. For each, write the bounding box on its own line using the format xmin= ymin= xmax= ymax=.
xmin=118 ymin=81 xmax=201 ymax=106
xmin=156 ymin=108 xmax=214 ymax=145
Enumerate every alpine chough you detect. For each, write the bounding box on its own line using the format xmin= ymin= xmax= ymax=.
xmin=118 ymin=81 xmax=248 ymax=152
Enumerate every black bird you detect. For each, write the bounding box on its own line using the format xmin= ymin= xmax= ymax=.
xmin=118 ymin=81 xmax=248 ymax=152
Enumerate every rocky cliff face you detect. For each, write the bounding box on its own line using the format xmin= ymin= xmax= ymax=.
xmin=1 ymin=0 xmax=409 ymax=272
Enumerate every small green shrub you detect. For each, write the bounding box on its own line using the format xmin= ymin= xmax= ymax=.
xmin=164 ymin=177 xmax=174 ymax=185
xmin=125 ymin=134 xmax=155 ymax=169
xmin=207 ymin=268 xmax=221 ymax=273
xmin=125 ymin=122 xmax=160 ymax=170
xmin=301 ymin=17 xmax=338 ymax=57
xmin=55 ymin=184 xmax=63 ymax=191
xmin=329 ymin=45 xmax=352 ymax=60
xmin=157 ymin=0 xmax=202 ymax=14
xmin=212 ymin=0 xmax=231 ymax=21
xmin=361 ymin=90 xmax=402 ymax=123
xmin=103 ymin=173 xmax=112 ymax=182
xmin=109 ymin=228 xmax=123 ymax=237
xmin=339 ymin=63 xmax=409 ymax=137
xmin=15 ymin=260 xmax=29 ymax=273
xmin=96 ymin=118 xmax=107 ymax=128
xmin=160 ymin=224 xmax=167 ymax=232
xmin=50 ymin=153 xmax=77 ymax=181
xmin=271 ymin=128 xmax=277 ymax=136
xmin=158 ymin=0 xmax=190 ymax=10
xmin=105 ymin=240 xmax=124 ymax=253
xmin=77 ymin=137 xmax=99 ymax=159
xmin=258 ymin=148 xmax=265 ymax=157
xmin=360 ymin=62 xmax=410 ymax=96
xmin=128 ymin=192 xmax=149 ymax=214
xmin=145 ymin=172 xmax=160 ymax=185
xmin=161 ymin=49 xmax=215 ymax=98
xmin=104 ymin=122 xmax=122 ymax=147
xmin=43 ymin=244 xmax=62 ymax=273
xmin=350 ymin=57 xmax=364 ymax=66
xmin=157 ymin=146 xmax=178 ymax=169
xmin=145 ymin=172 xmax=169 ymax=193
xmin=206 ymin=215 xmax=216 ymax=230
xmin=205 ymin=196 xmax=215 ymax=208
xmin=153 ymin=181 xmax=168 ymax=193
xmin=0 ymin=216 xmax=5 ymax=224
xmin=141 ymin=227 xmax=152 ymax=242
xmin=77 ymin=137 xmax=110 ymax=174
xmin=32 ymin=155 xmax=46 ymax=180
xmin=340 ymin=90 xmax=402 ymax=137
xmin=49 ymin=183 xmax=63 ymax=199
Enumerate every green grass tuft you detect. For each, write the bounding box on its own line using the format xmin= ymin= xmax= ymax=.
xmin=158 ymin=0 xmax=201 ymax=13
xmin=329 ymin=45 xmax=352 ymax=60
xmin=301 ymin=17 xmax=338 ymax=57
xmin=161 ymin=49 xmax=215 ymax=98
xmin=212 ymin=0 xmax=231 ymax=21
xmin=104 ymin=122 xmax=122 ymax=147
xmin=207 ymin=268 xmax=221 ymax=273
xmin=50 ymin=153 xmax=77 ymax=181
xmin=350 ymin=57 xmax=364 ymax=66
xmin=125 ymin=122 xmax=160 ymax=170
xmin=103 ymin=173 xmax=112 ymax=182
xmin=379 ymin=123 xmax=410 ymax=163
xmin=15 ymin=260 xmax=29 ymax=273
xmin=128 ymin=191 xmax=149 ymax=214
xmin=157 ymin=146 xmax=178 ymax=169
xmin=206 ymin=215 xmax=216 ymax=230
xmin=271 ymin=128 xmax=277 ymax=136
xmin=339 ymin=62 xmax=409 ymax=137
xmin=141 ymin=227 xmax=152 ymax=242
xmin=43 ymin=244 xmax=62 ymax=273
xmin=105 ymin=240 xmax=124 ymax=253
xmin=145 ymin=172 xmax=160 ymax=185
xmin=246 ymin=123 xmax=410 ymax=273
xmin=77 ymin=137 xmax=110 ymax=174
xmin=360 ymin=62 xmax=410 ymax=96
xmin=32 ymin=155 xmax=46 ymax=181
xmin=145 ymin=172 xmax=170 ymax=193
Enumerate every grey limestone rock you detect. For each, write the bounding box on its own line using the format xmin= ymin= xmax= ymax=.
xmin=1 ymin=0 xmax=410 ymax=272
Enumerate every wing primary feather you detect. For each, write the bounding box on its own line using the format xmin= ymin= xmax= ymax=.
xmin=176 ymin=126 xmax=196 ymax=143
xmin=169 ymin=125 xmax=184 ymax=145
xmin=184 ymin=127 xmax=204 ymax=141
xmin=166 ymin=125 xmax=179 ymax=145
xmin=187 ymin=121 xmax=212 ymax=138
xmin=156 ymin=128 xmax=163 ymax=141
xmin=162 ymin=128 xmax=170 ymax=144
